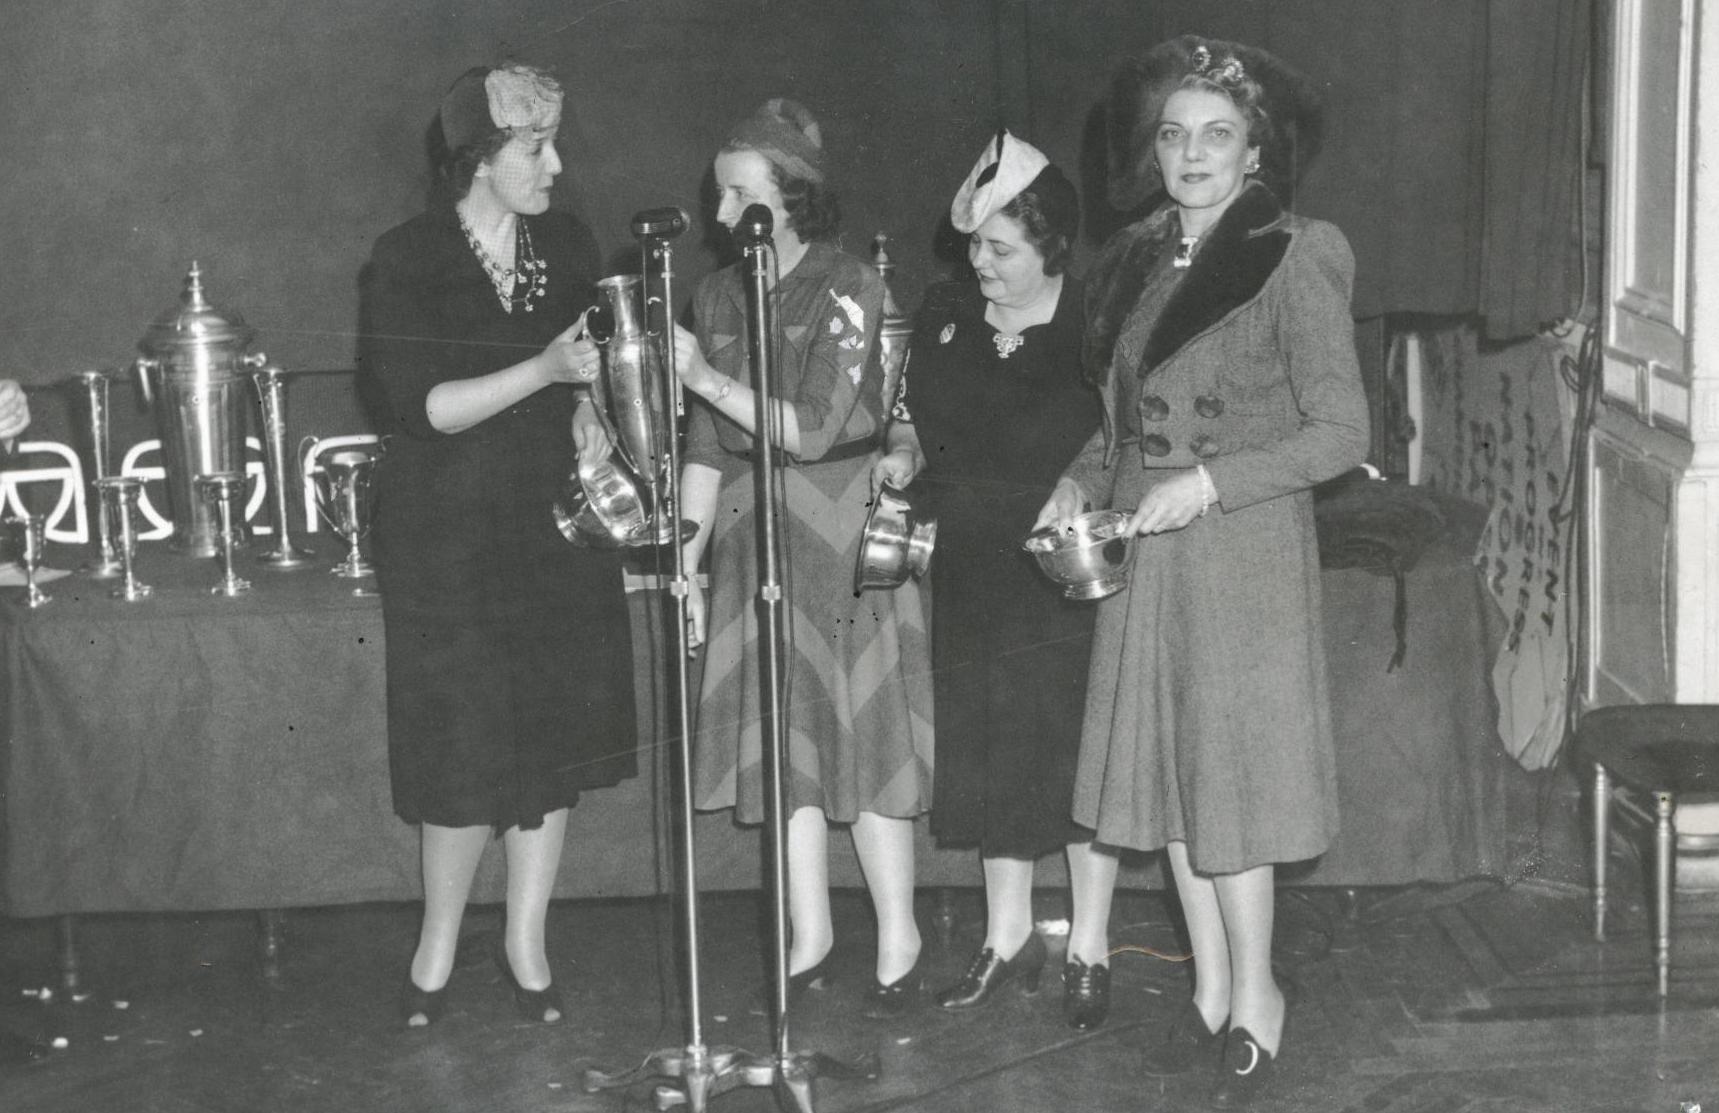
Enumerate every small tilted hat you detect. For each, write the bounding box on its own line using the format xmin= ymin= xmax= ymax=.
xmin=439 ymin=63 xmax=563 ymax=152
xmin=949 ymin=129 xmax=1051 ymax=234
xmin=725 ymin=98 xmax=826 ymax=185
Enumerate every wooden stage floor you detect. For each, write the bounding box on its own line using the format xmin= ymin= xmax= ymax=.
xmin=3 ymin=770 xmax=1716 ymax=1112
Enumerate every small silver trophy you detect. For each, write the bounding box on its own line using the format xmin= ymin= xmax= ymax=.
xmin=308 ymin=447 xmax=377 ymax=580
xmin=195 ymin=472 xmax=252 ymax=596
xmin=5 ymin=513 xmax=52 ymax=608
xmin=94 ymin=476 xmax=152 ymax=601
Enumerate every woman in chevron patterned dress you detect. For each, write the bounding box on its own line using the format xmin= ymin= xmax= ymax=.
xmin=672 ymin=98 xmax=934 ymax=1018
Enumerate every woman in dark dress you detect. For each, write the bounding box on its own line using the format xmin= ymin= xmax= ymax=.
xmin=1037 ymin=39 xmax=1368 ymax=1107
xmin=874 ymin=132 xmax=1116 ymax=1030
xmin=358 ymin=63 xmax=637 ymax=1028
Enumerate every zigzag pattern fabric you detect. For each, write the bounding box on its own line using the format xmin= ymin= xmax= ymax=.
xmin=692 ymin=455 xmax=934 ymax=824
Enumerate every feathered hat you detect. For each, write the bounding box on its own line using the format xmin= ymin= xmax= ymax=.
xmin=1105 ymin=34 xmax=1325 ymax=212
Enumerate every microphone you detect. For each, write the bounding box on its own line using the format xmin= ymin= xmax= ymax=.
xmin=735 ymin=203 xmax=774 ymax=249
xmin=630 ymin=206 xmax=689 ymax=239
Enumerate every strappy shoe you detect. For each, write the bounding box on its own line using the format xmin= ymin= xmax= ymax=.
xmin=1141 ymin=997 xmax=1226 ymax=1076
xmin=935 ymin=932 xmax=1047 ymax=1010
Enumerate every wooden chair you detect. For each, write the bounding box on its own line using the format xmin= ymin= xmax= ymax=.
xmin=1574 ymin=703 xmax=1719 ymax=995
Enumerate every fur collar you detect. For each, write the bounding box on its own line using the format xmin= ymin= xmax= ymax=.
xmin=1085 ymin=183 xmax=1292 ymax=385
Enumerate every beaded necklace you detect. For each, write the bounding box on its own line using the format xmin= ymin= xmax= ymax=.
xmin=459 ymin=213 xmax=548 ymax=313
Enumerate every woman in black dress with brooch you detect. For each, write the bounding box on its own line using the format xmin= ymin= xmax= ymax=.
xmin=875 ymin=132 xmax=1116 ymax=1029
xmin=358 ymin=62 xmax=637 ymax=1028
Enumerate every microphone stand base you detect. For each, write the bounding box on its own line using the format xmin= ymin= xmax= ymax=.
xmin=256 ymin=546 xmax=317 ymax=570
xmin=585 ymin=1044 xmax=878 ymax=1113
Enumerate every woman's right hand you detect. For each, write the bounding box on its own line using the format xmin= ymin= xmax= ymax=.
xmin=870 ymin=446 xmax=918 ymax=492
xmin=671 ymin=324 xmax=717 ymax=390
xmin=1032 ymin=477 xmax=1087 ymax=532
xmin=684 ymin=574 xmax=708 ymax=652
xmin=539 ymin=311 xmax=602 ymax=385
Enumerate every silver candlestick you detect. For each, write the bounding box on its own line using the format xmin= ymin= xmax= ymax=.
xmin=196 ymin=472 xmax=252 ymax=596
xmin=95 ymin=476 xmax=152 ymax=602
xmin=78 ymin=369 xmax=124 ymax=578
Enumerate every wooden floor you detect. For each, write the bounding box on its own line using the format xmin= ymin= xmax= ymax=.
xmin=3 ymin=768 xmax=1717 ymax=1113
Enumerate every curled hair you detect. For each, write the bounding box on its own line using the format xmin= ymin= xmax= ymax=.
xmin=771 ymin=162 xmax=842 ymax=242
xmin=1107 ymin=35 xmax=1323 ymax=211
xmin=998 ymin=166 xmax=1080 ymax=275
xmin=428 ymin=124 xmax=512 ymax=209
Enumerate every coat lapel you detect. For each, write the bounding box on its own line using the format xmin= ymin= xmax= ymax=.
xmin=1143 ymin=183 xmax=1290 ymax=372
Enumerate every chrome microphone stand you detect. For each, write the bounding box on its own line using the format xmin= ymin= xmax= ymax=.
xmin=584 ymin=206 xmax=873 ymax=1113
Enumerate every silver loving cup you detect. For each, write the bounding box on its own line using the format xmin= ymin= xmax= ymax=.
xmin=134 ymin=262 xmax=261 ymax=557
xmin=308 ymin=447 xmax=377 ymax=578
xmin=552 ymin=274 xmax=685 ymax=548
xmin=854 ymin=483 xmax=936 ymax=592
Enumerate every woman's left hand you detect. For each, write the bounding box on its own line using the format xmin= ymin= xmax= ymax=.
xmin=1125 ymin=468 xmax=1208 ymax=535
xmin=571 ymin=398 xmax=612 ymax=468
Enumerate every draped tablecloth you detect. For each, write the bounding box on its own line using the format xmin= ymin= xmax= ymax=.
xmin=1 ymin=526 xmax=1511 ymax=919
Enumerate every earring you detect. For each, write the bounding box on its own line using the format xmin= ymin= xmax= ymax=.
xmin=1245 ymin=157 xmax=1260 ymax=175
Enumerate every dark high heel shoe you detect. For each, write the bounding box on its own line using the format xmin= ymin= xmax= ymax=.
xmin=861 ymin=955 xmax=924 ymax=1020
xmin=1141 ymin=998 xmax=1226 ymax=1077
xmin=493 ymin=946 xmax=565 ymax=1025
xmin=935 ymin=932 xmax=1046 ymax=1010
xmin=1061 ymin=958 xmax=1111 ymax=1030
xmin=747 ymin=952 xmax=835 ymax=1016
xmin=399 ymin=977 xmax=447 ymax=1029
xmin=1208 ymin=1024 xmax=1280 ymax=1109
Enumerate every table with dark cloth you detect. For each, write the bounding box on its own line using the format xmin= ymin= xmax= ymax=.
xmin=1 ymin=516 xmax=1511 ymax=920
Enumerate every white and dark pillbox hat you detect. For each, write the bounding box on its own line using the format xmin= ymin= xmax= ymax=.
xmin=949 ymin=129 xmax=1051 ymax=234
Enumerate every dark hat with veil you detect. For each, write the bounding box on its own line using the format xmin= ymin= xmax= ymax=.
xmin=1106 ymin=35 xmax=1325 ymax=212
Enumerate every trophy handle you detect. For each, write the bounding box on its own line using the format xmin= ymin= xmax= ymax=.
xmin=300 ymin=436 xmax=331 ymax=523
xmin=134 ymin=357 xmax=161 ymax=408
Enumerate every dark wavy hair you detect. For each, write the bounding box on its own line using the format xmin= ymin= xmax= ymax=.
xmin=767 ymin=161 xmax=842 ymax=242
xmin=997 ymin=166 xmax=1080 ymax=276
xmin=426 ymin=119 xmax=512 ymax=210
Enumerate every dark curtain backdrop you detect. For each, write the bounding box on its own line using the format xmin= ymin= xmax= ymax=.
xmin=0 ymin=0 xmax=1586 ymax=388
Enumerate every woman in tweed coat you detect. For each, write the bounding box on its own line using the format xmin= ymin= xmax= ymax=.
xmin=1035 ymin=37 xmax=1368 ymax=1108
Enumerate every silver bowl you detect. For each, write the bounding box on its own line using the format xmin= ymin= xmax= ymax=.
xmin=553 ymin=457 xmax=697 ymax=549
xmin=1021 ymin=510 xmax=1136 ymax=600
xmin=553 ymin=457 xmax=649 ymax=549
xmin=854 ymin=483 xmax=936 ymax=592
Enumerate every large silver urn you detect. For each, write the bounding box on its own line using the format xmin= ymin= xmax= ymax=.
xmin=135 ymin=261 xmax=263 ymax=557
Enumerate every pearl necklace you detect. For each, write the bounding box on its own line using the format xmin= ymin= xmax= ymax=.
xmin=459 ymin=213 xmax=548 ymax=313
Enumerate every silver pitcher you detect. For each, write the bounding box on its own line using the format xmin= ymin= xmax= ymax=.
xmin=134 ymin=261 xmax=262 ymax=557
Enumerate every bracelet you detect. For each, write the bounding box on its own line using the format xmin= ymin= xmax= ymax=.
xmin=1196 ymin=464 xmax=1215 ymax=518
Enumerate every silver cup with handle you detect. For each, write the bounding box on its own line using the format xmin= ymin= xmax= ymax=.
xmin=306 ymin=444 xmax=378 ymax=579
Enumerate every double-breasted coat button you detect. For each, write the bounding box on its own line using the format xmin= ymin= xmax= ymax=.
xmin=1142 ymin=433 xmax=1172 ymax=458
xmin=1140 ymin=394 xmax=1171 ymax=422
xmin=1190 ymin=433 xmax=1221 ymax=459
xmin=1194 ymin=394 xmax=1225 ymax=418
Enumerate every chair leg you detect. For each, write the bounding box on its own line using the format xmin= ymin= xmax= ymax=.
xmin=1592 ymin=764 xmax=1609 ymax=942
xmin=1653 ymin=791 xmax=1674 ymax=998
